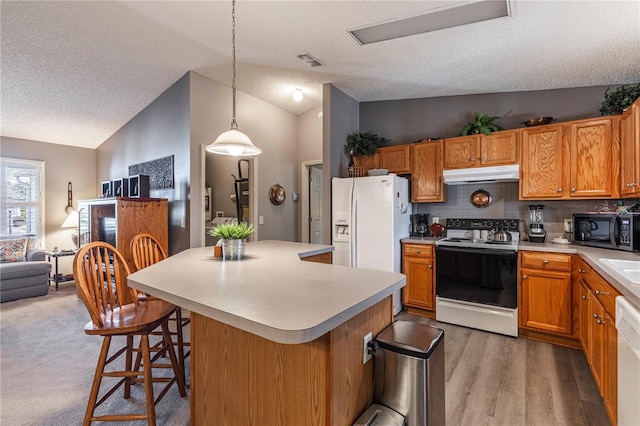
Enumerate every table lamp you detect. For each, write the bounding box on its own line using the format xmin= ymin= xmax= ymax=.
xmin=61 ymin=210 xmax=79 ymax=248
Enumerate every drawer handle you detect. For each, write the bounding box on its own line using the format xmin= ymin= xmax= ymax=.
xmin=542 ymin=260 xmax=549 ymax=265
xmin=578 ymin=268 xmax=587 ymax=273
xmin=415 ymin=250 xmax=420 ymax=254
xmin=469 ymin=157 xmax=476 ymax=162
xmin=594 ymin=289 xmax=609 ymax=296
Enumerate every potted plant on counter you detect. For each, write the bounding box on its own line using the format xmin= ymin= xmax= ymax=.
xmin=208 ymin=222 xmax=254 ymax=260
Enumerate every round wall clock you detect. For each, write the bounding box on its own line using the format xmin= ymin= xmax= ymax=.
xmin=269 ymin=184 xmax=286 ymax=205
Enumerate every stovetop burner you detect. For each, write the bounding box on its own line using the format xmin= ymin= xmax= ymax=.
xmin=437 ymin=217 xmax=520 ymax=251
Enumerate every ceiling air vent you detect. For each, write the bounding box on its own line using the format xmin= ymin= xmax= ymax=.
xmin=349 ymin=0 xmax=510 ymax=45
xmin=297 ymin=53 xmax=323 ymax=67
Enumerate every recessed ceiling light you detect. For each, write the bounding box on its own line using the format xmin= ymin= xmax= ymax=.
xmin=349 ymin=0 xmax=511 ymax=45
xmin=292 ymin=89 xmax=304 ymax=102
xmin=297 ymin=53 xmax=323 ymax=67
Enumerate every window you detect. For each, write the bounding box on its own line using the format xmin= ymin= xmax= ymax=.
xmin=0 ymin=158 xmax=45 ymax=247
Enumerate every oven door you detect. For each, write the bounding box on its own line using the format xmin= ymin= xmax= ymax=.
xmin=435 ymin=246 xmax=518 ymax=309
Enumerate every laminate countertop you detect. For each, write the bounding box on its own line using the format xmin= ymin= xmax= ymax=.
xmin=128 ymin=240 xmax=405 ymax=344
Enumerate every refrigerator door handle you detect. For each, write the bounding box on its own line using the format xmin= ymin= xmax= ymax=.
xmin=350 ymin=182 xmax=357 ymax=267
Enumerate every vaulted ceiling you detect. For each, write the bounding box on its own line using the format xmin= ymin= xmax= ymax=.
xmin=2 ymin=1 xmax=639 ymax=149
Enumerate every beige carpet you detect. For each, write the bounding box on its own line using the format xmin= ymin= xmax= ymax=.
xmin=0 ymin=283 xmax=190 ymax=425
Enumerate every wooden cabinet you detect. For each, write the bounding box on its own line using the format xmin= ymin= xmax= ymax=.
xmin=519 ymin=251 xmax=574 ymax=335
xmin=301 ymin=252 xmax=332 ymax=264
xmin=402 ymin=243 xmax=435 ymax=316
xmin=569 ymin=119 xmax=615 ymax=197
xmin=77 ymin=197 xmax=168 ymax=273
xmin=521 ymin=117 xmax=620 ymax=200
xmin=412 ymin=140 xmax=445 ymax=202
xmin=620 ymin=99 xmax=640 ymax=196
xmin=443 ymin=130 xmax=519 ymax=169
xmin=577 ymin=259 xmax=620 ymax=426
xmin=520 ymin=124 xmax=565 ymax=199
xmin=378 ymin=145 xmax=411 ymax=174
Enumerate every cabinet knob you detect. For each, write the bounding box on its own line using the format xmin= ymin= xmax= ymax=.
xmin=557 ymin=188 xmax=562 ymax=193
xmin=428 ymin=264 xmax=433 ymax=269
xmin=593 ymin=313 xmax=599 ymax=319
xmin=522 ymin=275 xmax=528 ymax=279
xmin=436 ymin=192 xmax=440 ymax=196
xmin=469 ymin=157 xmax=476 ymax=162
xmin=627 ymin=183 xmax=632 ymax=188
xmin=581 ymin=295 xmax=589 ymax=300
xmin=542 ymin=260 xmax=549 ymax=265
xmin=596 ymin=318 xmax=605 ymax=325
xmin=578 ymin=268 xmax=586 ymax=273
xmin=571 ymin=187 xmax=576 ymax=192
xmin=594 ymin=289 xmax=609 ymax=296
xmin=633 ymin=182 xmax=638 ymax=187
xmin=415 ymin=250 xmax=420 ymax=254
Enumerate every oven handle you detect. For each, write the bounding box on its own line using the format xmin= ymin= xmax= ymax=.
xmin=435 ymin=246 xmax=517 ymax=256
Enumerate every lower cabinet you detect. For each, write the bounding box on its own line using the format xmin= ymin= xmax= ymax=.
xmin=301 ymin=252 xmax=332 ymax=264
xmin=577 ymin=260 xmax=619 ymax=426
xmin=519 ymin=251 xmax=575 ymax=337
xmin=402 ymin=243 xmax=435 ymax=317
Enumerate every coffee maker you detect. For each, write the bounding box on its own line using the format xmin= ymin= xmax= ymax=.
xmin=527 ymin=204 xmax=547 ymax=243
xmin=411 ymin=213 xmax=430 ymax=237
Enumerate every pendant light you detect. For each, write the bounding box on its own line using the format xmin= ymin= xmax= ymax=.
xmin=206 ymin=0 xmax=261 ymax=157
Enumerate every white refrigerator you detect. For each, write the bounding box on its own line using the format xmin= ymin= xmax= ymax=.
xmin=332 ymin=174 xmax=411 ymax=315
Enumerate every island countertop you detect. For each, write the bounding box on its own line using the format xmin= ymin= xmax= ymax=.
xmin=128 ymin=240 xmax=405 ymax=344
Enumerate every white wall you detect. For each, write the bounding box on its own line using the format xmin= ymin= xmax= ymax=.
xmin=1 ymin=136 xmax=96 ymax=275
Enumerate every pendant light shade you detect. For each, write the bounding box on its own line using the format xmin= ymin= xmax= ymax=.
xmin=206 ymin=0 xmax=261 ymax=157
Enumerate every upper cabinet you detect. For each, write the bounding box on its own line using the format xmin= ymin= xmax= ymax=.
xmin=620 ymin=99 xmax=640 ymax=197
xmin=443 ymin=130 xmax=519 ymax=169
xmin=521 ymin=117 xmax=620 ymax=200
xmin=412 ymin=140 xmax=445 ymax=202
xmin=520 ymin=124 xmax=564 ymax=199
xmin=378 ymin=145 xmax=412 ymax=175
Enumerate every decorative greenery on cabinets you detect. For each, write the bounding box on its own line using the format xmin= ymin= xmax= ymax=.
xmin=344 ymin=131 xmax=389 ymax=157
xmin=599 ymin=83 xmax=640 ymax=116
xmin=460 ymin=113 xmax=504 ymax=136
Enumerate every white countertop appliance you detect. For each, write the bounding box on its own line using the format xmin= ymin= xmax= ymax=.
xmin=332 ymin=174 xmax=411 ymax=315
xmin=616 ymin=296 xmax=640 ymax=425
xmin=435 ymin=218 xmax=519 ymax=337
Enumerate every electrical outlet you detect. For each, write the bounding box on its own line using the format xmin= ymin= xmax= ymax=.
xmin=259 ymin=216 xmax=264 ymax=225
xmin=432 ymin=217 xmax=439 ymax=224
xmin=564 ymin=219 xmax=572 ymax=233
xmin=363 ymin=332 xmax=372 ymax=364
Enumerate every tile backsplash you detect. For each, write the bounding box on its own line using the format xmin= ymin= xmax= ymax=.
xmin=413 ymin=182 xmax=640 ymax=240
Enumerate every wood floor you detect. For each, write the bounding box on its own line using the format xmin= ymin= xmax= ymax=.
xmin=397 ymin=312 xmax=611 ymax=426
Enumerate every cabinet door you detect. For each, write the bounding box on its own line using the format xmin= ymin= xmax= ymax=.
xmin=569 ymin=119 xmax=613 ymax=197
xmin=620 ymin=102 xmax=640 ymax=196
xmin=412 ymin=141 xmax=444 ymax=202
xmin=443 ymin=136 xmax=480 ymax=169
xmin=520 ymin=267 xmax=573 ymax=334
xmin=378 ymin=145 xmax=411 ymax=174
xmin=579 ymin=280 xmax=591 ymax=352
xmin=589 ymin=297 xmax=606 ymax=391
xmin=603 ymin=309 xmax=618 ymax=424
xmin=403 ymin=248 xmax=434 ymax=310
xmin=520 ymin=125 xmax=564 ymax=199
xmin=480 ymin=130 xmax=519 ymax=166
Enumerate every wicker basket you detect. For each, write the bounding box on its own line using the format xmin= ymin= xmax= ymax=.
xmin=348 ymin=167 xmax=365 ymax=178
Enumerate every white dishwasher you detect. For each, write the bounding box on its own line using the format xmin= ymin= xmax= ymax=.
xmin=616 ymin=296 xmax=640 ymax=426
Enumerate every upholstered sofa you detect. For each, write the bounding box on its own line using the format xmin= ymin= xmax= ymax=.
xmin=1 ymin=244 xmax=51 ymax=303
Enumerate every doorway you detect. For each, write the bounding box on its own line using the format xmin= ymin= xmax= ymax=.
xmin=301 ymin=160 xmax=323 ymax=244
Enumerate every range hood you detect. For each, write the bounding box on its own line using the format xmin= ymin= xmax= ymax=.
xmin=443 ymin=164 xmax=520 ymax=185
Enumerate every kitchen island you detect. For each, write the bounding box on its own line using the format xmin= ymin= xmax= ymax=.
xmin=128 ymin=240 xmax=406 ymax=425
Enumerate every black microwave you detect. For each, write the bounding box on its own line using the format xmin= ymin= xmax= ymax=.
xmin=572 ymin=213 xmax=640 ymax=252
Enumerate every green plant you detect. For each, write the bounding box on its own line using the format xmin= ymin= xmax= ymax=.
xmin=344 ymin=131 xmax=389 ymax=157
xmin=599 ymin=83 xmax=640 ymax=115
xmin=460 ymin=113 xmax=503 ymax=136
xmin=208 ymin=222 xmax=254 ymax=239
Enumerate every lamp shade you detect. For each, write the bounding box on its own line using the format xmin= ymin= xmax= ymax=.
xmin=205 ymin=129 xmax=262 ymax=157
xmin=61 ymin=210 xmax=79 ymax=228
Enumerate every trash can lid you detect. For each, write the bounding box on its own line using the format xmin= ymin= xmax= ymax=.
xmin=375 ymin=320 xmax=444 ymax=359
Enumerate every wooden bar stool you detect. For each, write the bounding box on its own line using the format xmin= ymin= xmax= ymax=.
xmin=130 ymin=233 xmax=190 ymax=384
xmin=74 ymin=241 xmax=186 ymax=425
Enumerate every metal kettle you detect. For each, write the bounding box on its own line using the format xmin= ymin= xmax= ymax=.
xmin=493 ymin=227 xmax=513 ymax=242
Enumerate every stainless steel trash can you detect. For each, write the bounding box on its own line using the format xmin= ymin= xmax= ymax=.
xmin=373 ymin=320 xmax=445 ymax=426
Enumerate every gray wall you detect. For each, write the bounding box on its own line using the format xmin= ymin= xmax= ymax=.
xmin=360 ymin=85 xmax=614 ymax=145
xmin=1 ymin=136 xmax=96 ymax=275
xmin=96 ymin=73 xmax=191 ymax=255
xmin=296 ymin=105 xmax=323 ymax=241
xmin=323 ymin=84 xmax=360 ymax=244
xmin=191 ymin=72 xmax=299 ymax=243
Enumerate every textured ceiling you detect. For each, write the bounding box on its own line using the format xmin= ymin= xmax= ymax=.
xmin=1 ymin=1 xmax=639 ymax=149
